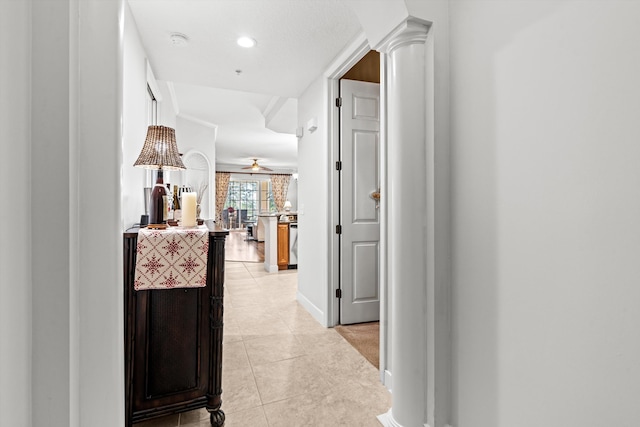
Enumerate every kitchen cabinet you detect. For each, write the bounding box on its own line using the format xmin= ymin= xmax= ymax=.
xmin=277 ymin=222 xmax=289 ymax=270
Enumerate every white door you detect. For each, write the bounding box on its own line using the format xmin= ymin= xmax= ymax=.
xmin=339 ymin=79 xmax=380 ymax=325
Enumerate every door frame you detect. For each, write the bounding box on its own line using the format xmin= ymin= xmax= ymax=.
xmin=325 ymin=34 xmax=389 ymax=384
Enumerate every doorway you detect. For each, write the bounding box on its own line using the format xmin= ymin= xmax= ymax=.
xmin=335 ymin=51 xmax=381 ymax=326
xmin=333 ymin=51 xmax=382 ymax=369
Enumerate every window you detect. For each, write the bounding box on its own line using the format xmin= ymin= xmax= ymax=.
xmin=260 ymin=181 xmax=276 ymax=213
xmin=224 ymin=179 xmax=275 ymax=228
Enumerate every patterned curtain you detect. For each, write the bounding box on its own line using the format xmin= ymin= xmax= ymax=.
xmin=270 ymin=174 xmax=291 ymax=212
xmin=214 ymin=172 xmax=231 ymax=223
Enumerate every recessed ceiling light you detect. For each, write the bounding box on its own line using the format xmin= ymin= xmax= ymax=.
xmin=170 ymin=32 xmax=189 ymax=46
xmin=237 ymin=36 xmax=257 ymax=48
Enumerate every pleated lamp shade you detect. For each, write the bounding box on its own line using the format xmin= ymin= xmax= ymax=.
xmin=133 ymin=125 xmax=186 ymax=170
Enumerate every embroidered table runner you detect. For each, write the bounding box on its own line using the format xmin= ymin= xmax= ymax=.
xmin=134 ymin=226 xmax=209 ymax=291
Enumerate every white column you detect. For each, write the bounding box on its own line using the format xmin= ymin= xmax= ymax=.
xmin=260 ymin=216 xmax=279 ymax=272
xmin=378 ymin=19 xmax=430 ymax=427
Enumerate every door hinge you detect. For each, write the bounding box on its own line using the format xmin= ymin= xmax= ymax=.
xmin=336 ymin=224 xmax=342 ymax=234
xmin=336 ymin=161 xmax=342 ymax=171
xmin=336 ymin=97 xmax=342 ymax=108
xmin=336 ymin=289 xmax=342 ymax=298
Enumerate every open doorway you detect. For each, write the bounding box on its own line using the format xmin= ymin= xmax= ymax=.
xmin=221 ymin=175 xmax=273 ymax=262
xmin=333 ymin=51 xmax=382 ymax=367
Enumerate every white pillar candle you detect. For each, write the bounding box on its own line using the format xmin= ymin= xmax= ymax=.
xmin=181 ymin=192 xmax=197 ymax=227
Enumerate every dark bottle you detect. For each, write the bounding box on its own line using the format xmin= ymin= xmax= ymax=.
xmin=149 ymin=170 xmax=167 ymax=225
xmin=172 ymin=185 xmax=182 ymax=220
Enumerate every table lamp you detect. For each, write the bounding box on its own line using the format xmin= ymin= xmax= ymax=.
xmin=134 ymin=125 xmax=185 ymax=228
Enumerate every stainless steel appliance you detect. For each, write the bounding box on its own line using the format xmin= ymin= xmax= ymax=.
xmin=288 ymin=223 xmax=298 ymax=267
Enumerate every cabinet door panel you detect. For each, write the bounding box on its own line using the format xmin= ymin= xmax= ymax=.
xmin=277 ymin=223 xmax=289 ymax=269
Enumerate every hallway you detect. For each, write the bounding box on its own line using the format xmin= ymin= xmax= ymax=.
xmin=225 ymin=230 xmax=265 ymax=263
xmin=135 ymin=261 xmax=391 ymax=427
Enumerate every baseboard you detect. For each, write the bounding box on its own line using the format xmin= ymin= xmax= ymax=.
xmin=383 ymin=369 xmax=392 ymax=392
xmin=377 ymin=408 xmax=452 ymax=427
xmin=377 ymin=411 xmax=434 ymax=427
xmin=296 ymin=291 xmax=325 ymax=326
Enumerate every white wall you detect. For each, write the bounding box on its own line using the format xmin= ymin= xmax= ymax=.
xmin=122 ymin=6 xmax=188 ymax=230
xmin=122 ymin=2 xmax=151 ymax=229
xmin=157 ymin=80 xmax=177 ymax=130
xmin=173 ymin=116 xmax=217 ymax=219
xmin=449 ymin=1 xmax=640 ymax=426
xmin=344 ymin=0 xmax=408 ymax=47
xmin=0 ymin=1 xmax=32 ymax=425
xmin=297 ymin=76 xmax=331 ymax=325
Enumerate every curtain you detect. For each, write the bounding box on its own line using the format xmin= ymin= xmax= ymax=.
xmin=214 ymin=172 xmax=230 ymax=223
xmin=270 ymin=174 xmax=291 ymax=212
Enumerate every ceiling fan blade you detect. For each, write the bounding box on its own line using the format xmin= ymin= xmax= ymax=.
xmin=240 ymin=159 xmax=272 ymax=172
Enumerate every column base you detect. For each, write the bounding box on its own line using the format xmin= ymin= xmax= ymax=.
xmin=377 ymin=409 xmax=435 ymax=427
xmin=377 ymin=409 xmax=402 ymax=427
xmin=263 ymin=262 xmax=278 ymax=273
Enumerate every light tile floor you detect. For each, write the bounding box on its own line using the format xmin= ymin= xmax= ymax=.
xmin=134 ymin=261 xmax=391 ymax=427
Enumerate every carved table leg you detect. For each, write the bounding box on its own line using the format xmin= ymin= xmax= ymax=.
xmin=209 ymin=408 xmax=226 ymax=427
xmin=208 ymin=234 xmax=226 ymax=426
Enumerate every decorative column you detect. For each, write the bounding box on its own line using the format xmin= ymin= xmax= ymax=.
xmin=260 ymin=215 xmax=279 ymax=272
xmin=379 ymin=19 xmax=430 ymax=427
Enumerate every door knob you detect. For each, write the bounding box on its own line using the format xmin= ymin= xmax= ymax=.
xmin=370 ymin=189 xmax=380 ymax=209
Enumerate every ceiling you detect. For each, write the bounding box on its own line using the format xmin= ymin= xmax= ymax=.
xmin=128 ymin=0 xmax=363 ymax=174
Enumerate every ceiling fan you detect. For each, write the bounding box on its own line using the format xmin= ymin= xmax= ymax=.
xmin=242 ymin=159 xmax=273 ymax=172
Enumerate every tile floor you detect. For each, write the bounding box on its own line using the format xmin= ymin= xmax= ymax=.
xmin=134 ymin=261 xmax=391 ymax=427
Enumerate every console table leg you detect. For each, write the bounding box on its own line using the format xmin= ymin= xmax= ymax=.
xmin=209 ymin=408 xmax=225 ymax=426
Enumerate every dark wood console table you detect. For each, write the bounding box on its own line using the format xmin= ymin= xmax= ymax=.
xmin=123 ymin=221 xmax=228 ymax=426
